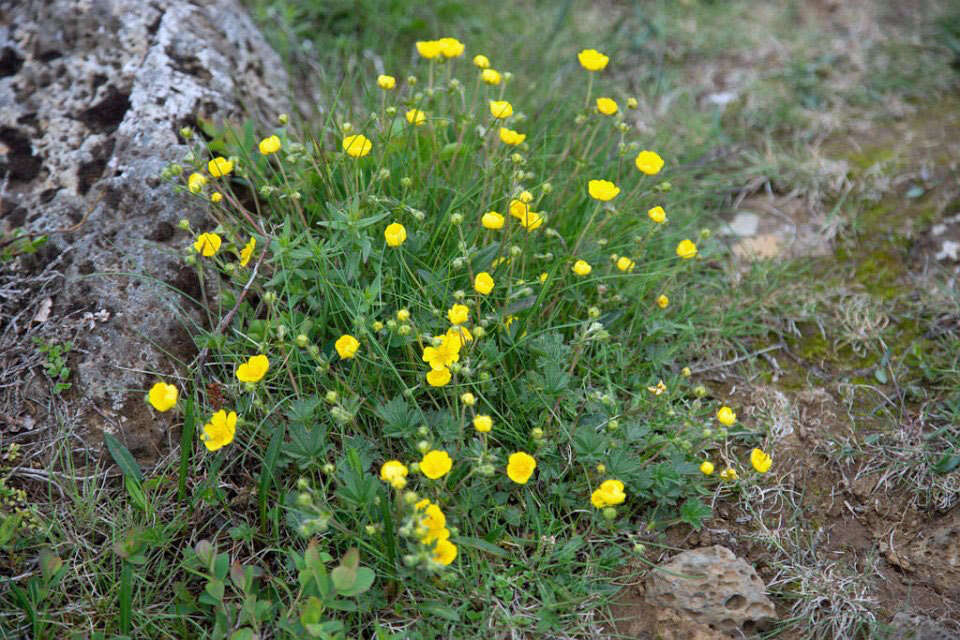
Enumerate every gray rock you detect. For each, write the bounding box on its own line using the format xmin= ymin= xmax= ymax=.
xmin=646 ymin=545 xmax=776 ymax=636
xmin=0 ymin=0 xmax=287 ymax=453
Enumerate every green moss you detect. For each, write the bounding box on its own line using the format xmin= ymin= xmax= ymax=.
xmin=847 ymin=146 xmax=894 ymax=172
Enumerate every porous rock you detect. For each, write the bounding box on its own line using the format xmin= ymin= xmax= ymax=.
xmin=646 ymin=545 xmax=776 ymax=636
xmin=0 ymin=0 xmax=287 ymax=453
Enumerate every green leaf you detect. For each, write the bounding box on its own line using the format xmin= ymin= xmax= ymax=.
xmin=230 ymin=629 xmax=255 ymax=640
xmin=330 ymin=565 xmax=357 ymax=593
xmin=455 ymin=536 xmax=509 ymax=558
xmin=420 ymin=602 xmax=460 ymax=622
xmin=205 ymin=578 xmax=225 ymax=602
xmin=679 ymin=498 xmax=712 ymax=530
xmin=933 ymin=454 xmax=960 ymax=475
xmin=124 ymin=475 xmax=149 ymax=513
xmin=103 ymin=432 xmax=143 ymax=482
xmin=336 ymin=567 xmax=374 ymax=597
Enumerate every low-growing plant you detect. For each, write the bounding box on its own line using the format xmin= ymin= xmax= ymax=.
xmin=144 ymin=38 xmax=773 ymax=637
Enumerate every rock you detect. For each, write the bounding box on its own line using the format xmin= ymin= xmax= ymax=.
xmin=727 ymin=211 xmax=760 ymax=237
xmin=646 ymin=545 xmax=776 ymax=636
xmin=653 ymin=606 xmax=735 ymax=640
xmin=885 ymin=612 xmax=959 ymax=640
xmin=0 ymin=0 xmax=287 ymax=454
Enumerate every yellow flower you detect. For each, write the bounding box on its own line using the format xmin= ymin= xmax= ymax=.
xmin=590 ymin=479 xmax=626 ymax=508
xmin=498 ymin=127 xmax=525 ymax=145
xmin=385 ymin=222 xmax=407 ymax=247
xmin=519 ymin=190 xmax=533 ymax=203
xmin=422 ymin=334 xmax=461 ymax=370
xmin=432 ymin=539 xmax=458 ymax=565
xmin=750 ymin=448 xmax=772 ymax=473
xmin=447 ymin=304 xmax=469 ymax=326
xmin=473 ymin=54 xmax=490 ymax=69
xmin=719 ymin=467 xmax=738 ymax=481
xmin=405 ymin=109 xmax=427 ymax=126
xmin=474 ymin=272 xmax=494 ymax=295
xmin=616 ymin=256 xmax=635 ymax=272
xmin=635 ymin=150 xmax=664 ymax=175
xmin=656 ymin=294 xmax=669 ymax=309
xmin=147 ymin=382 xmax=178 ymax=412
xmin=258 ymin=135 xmax=281 ymax=155
xmin=473 ymin=414 xmax=492 ymax=433
xmin=648 ymin=206 xmax=666 ymax=223
xmin=202 ymin=410 xmax=237 ymax=451
xmin=481 ymin=69 xmax=502 ymax=85
xmin=481 ymin=211 xmax=505 ymax=230
xmin=380 ymin=460 xmax=409 ymax=489
xmin=647 ymin=380 xmax=667 ymax=395
xmin=700 ymin=461 xmax=715 ymax=476
xmin=239 ymin=237 xmax=256 ymax=267
xmin=208 ymin=156 xmax=233 ymax=177
xmin=236 ymin=354 xmax=270 ymax=383
xmin=627 ymin=97 xmax=639 ymax=109
xmin=506 ymin=452 xmax=537 ymax=484
xmin=489 ymin=100 xmax=513 ymax=119
xmin=188 ymin=172 xmax=206 ymax=193
xmin=519 ymin=210 xmax=544 ymax=231
xmin=377 ymin=74 xmax=396 ymax=90
xmin=416 ymin=40 xmax=442 ymax=59
xmin=335 ymin=334 xmax=360 ymax=359
xmin=460 ymin=392 xmax=476 ymax=406
xmin=716 ymin=406 xmax=736 ymax=426
xmin=572 ymin=259 xmax=592 ymax=276
xmin=578 ymin=48 xmax=609 ymax=71
xmin=596 ymin=97 xmax=618 ymax=115
xmin=342 ymin=134 xmax=372 ymax=158
xmin=422 ymin=527 xmax=451 ymax=546
xmin=210 ymin=192 xmax=223 ymax=203
xmin=676 ymin=239 xmax=698 ymax=259
xmin=588 ymin=179 xmax=620 ymax=201
xmin=420 ymin=450 xmax=453 ymax=479
xmin=538 ymin=272 xmax=548 ymax=283
xmin=438 ymin=37 xmax=465 ymax=58
xmin=446 ymin=325 xmax=473 ymax=346
xmin=508 ymin=199 xmax=528 ymax=219
xmin=193 ymin=233 xmax=221 ymax=257
xmin=417 ymin=501 xmax=447 ymax=531
xmin=396 ymin=309 xmax=410 ymax=322
xmin=426 ymin=367 xmax=452 ymax=387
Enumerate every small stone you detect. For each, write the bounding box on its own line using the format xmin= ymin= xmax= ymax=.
xmin=728 ymin=211 xmax=761 ymax=237
xmin=646 ymin=545 xmax=776 ymax=635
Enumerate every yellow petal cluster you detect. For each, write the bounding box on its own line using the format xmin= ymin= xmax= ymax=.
xmin=335 ymin=334 xmax=360 ymax=359
xmin=590 ymin=479 xmax=625 ymax=508
xmin=506 ymin=452 xmax=536 ymax=484
xmin=236 ymin=354 xmax=269 ymax=383
xmin=420 ymin=450 xmax=453 ymax=479
xmin=578 ymin=48 xmax=609 ymax=71
xmin=342 ymin=134 xmax=372 ymax=158
xmin=202 ymin=410 xmax=237 ymax=451
xmin=147 ymin=382 xmax=178 ymax=412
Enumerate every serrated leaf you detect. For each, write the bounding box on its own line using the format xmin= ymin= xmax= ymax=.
xmin=679 ymin=498 xmax=712 ymax=530
xmin=103 ymin=432 xmax=143 ymax=482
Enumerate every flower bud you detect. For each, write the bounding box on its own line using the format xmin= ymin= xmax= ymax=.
xmin=602 ymin=507 xmax=618 ymax=521
xmin=386 ymin=106 xmax=397 ymax=116
xmin=296 ymin=477 xmax=310 ymax=490
xmin=460 ymin=392 xmax=476 ymax=406
xmin=325 ymin=390 xmax=339 ymax=404
xmin=341 ymin=122 xmax=354 ymax=133
xmin=450 ymin=212 xmax=463 ymax=225
xmin=606 ymin=419 xmax=620 ymax=431
xmin=295 ymin=334 xmax=309 ymax=348
xmin=397 ymin=324 xmax=411 ymax=336
xmin=365 ymin=524 xmax=377 ymax=535
xmin=472 ymin=326 xmax=486 ymax=339
xmin=308 ymin=345 xmax=321 ymax=358
xmin=278 ymin=113 xmax=289 ymax=125
xmin=682 ymin=367 xmax=692 ymax=377
xmin=296 ymin=492 xmax=312 ymax=507
xmin=322 ymin=463 xmax=336 ymax=475
xmin=477 ymin=463 xmax=496 ymax=476
xmin=531 ymin=427 xmax=545 ymax=440
xmin=700 ymin=228 xmax=711 ymax=239
xmin=416 ymin=440 xmax=430 ymax=453
xmin=588 ymin=306 xmax=600 ymax=318
xmin=694 ymin=385 xmax=708 ymax=398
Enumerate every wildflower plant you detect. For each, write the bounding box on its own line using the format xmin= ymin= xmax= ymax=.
xmin=159 ymin=39 xmax=770 ymax=637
